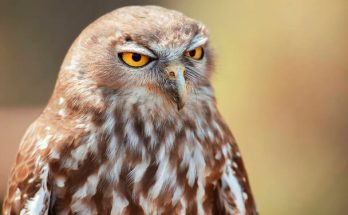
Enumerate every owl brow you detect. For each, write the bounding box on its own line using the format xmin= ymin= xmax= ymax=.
xmin=117 ymin=42 xmax=157 ymax=58
xmin=187 ymin=34 xmax=208 ymax=51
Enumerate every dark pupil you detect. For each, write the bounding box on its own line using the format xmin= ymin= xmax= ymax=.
xmin=189 ymin=50 xmax=196 ymax=57
xmin=132 ymin=53 xmax=142 ymax=62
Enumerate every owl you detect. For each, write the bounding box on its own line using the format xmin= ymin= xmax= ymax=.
xmin=2 ymin=5 xmax=257 ymax=215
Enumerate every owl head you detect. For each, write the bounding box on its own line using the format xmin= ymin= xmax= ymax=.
xmin=56 ymin=6 xmax=214 ymax=112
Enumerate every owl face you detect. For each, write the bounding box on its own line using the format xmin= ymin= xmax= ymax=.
xmin=64 ymin=6 xmax=214 ymax=110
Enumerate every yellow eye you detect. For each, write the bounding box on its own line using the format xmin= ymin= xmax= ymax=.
xmin=119 ymin=52 xmax=150 ymax=67
xmin=184 ymin=47 xmax=204 ymax=60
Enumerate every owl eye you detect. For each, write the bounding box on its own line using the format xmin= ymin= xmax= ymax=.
xmin=119 ymin=52 xmax=151 ymax=67
xmin=184 ymin=47 xmax=204 ymax=60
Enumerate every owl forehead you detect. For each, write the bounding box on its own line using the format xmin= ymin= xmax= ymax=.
xmin=117 ymin=22 xmax=200 ymax=49
xmin=110 ymin=6 xmax=205 ymax=48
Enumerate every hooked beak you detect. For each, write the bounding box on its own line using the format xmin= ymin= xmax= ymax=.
xmin=166 ymin=63 xmax=187 ymax=110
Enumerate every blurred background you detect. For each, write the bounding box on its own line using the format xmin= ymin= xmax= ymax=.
xmin=0 ymin=0 xmax=347 ymax=214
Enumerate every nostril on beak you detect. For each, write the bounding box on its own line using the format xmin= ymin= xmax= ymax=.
xmin=169 ymin=71 xmax=176 ymax=79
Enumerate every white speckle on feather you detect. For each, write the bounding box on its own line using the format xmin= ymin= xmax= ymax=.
xmin=243 ymin=192 xmax=248 ymax=201
xmin=172 ymin=186 xmax=183 ymax=205
xmin=149 ymin=157 xmax=172 ymax=199
xmin=50 ymin=149 xmax=60 ymax=159
xmin=14 ymin=188 xmax=21 ymax=201
xmin=109 ymin=149 xmax=125 ymax=183
xmin=21 ymin=164 xmax=50 ymax=215
xmin=38 ymin=135 xmax=52 ymax=150
xmin=75 ymin=123 xmax=86 ymax=129
xmin=72 ymin=174 xmax=98 ymax=199
xmin=236 ymin=151 xmax=241 ymax=157
xmin=206 ymin=129 xmax=214 ymax=142
xmin=58 ymin=109 xmax=66 ymax=117
xmin=179 ymin=199 xmax=187 ymax=214
xmin=64 ymin=40 xmax=82 ymax=72
xmin=129 ymin=160 xmax=150 ymax=183
xmin=212 ymin=120 xmax=224 ymax=139
xmin=164 ymin=132 xmax=175 ymax=149
xmin=58 ymin=97 xmax=65 ymax=105
xmin=215 ymin=151 xmax=222 ymax=160
xmin=56 ymin=176 xmax=65 ymax=188
xmin=222 ymin=144 xmax=232 ymax=157
xmin=232 ymin=162 xmax=238 ymax=168
xmin=139 ymin=195 xmax=152 ymax=214
xmin=111 ymin=192 xmax=129 ymax=214
xmin=71 ymin=144 xmax=88 ymax=162
xmin=221 ymin=161 xmax=245 ymax=214
xmin=63 ymin=158 xmax=78 ymax=170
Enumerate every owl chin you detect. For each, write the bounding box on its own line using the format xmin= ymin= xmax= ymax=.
xmin=165 ymin=84 xmax=187 ymax=111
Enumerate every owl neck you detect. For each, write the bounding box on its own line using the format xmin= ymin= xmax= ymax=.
xmin=45 ymin=83 xmax=227 ymax=173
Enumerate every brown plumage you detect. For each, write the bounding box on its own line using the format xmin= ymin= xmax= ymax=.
xmin=3 ymin=5 xmax=257 ymax=215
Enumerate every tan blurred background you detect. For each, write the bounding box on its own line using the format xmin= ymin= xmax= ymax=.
xmin=1 ymin=0 xmax=347 ymax=214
